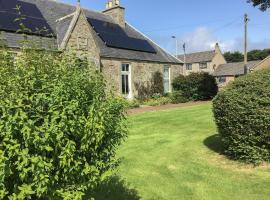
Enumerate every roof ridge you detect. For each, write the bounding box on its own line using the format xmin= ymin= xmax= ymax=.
xmin=178 ymin=50 xmax=215 ymax=57
xmin=26 ymin=0 xmax=106 ymax=16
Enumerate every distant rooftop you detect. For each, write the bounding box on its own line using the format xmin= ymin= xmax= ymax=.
xmin=213 ymin=60 xmax=261 ymax=76
xmin=178 ymin=50 xmax=216 ymax=63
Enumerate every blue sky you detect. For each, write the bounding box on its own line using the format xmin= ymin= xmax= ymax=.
xmin=62 ymin=0 xmax=270 ymax=54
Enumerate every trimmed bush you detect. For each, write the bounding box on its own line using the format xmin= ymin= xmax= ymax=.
xmin=0 ymin=49 xmax=127 ymax=199
xmin=169 ymin=91 xmax=189 ymax=104
xmin=213 ymin=69 xmax=270 ymax=164
xmin=172 ymin=72 xmax=218 ymax=101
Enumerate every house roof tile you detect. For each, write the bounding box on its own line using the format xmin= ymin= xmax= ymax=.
xmin=213 ymin=60 xmax=261 ymax=76
xmin=0 ymin=0 xmax=181 ymax=64
xmin=178 ymin=51 xmax=215 ymax=63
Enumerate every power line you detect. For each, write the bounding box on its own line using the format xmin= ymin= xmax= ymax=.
xmin=141 ymin=16 xmax=243 ymax=33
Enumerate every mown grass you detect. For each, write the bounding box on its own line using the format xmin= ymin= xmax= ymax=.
xmin=94 ymin=103 xmax=270 ymax=200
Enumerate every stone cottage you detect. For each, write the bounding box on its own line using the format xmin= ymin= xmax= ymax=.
xmin=0 ymin=0 xmax=183 ymax=99
xmin=213 ymin=60 xmax=261 ymax=87
xmin=177 ymin=43 xmax=226 ymax=75
xmin=214 ymin=56 xmax=270 ymax=88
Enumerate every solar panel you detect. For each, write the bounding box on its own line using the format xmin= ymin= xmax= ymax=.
xmin=87 ymin=18 xmax=157 ymax=53
xmin=0 ymin=0 xmax=54 ymax=37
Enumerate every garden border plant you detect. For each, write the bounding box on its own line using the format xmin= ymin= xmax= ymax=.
xmin=0 ymin=47 xmax=127 ymax=199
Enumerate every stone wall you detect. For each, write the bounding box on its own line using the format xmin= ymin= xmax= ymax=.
xmin=102 ymin=7 xmax=125 ymax=28
xmin=101 ymin=58 xmax=183 ymax=99
xmin=66 ymin=11 xmax=100 ymax=67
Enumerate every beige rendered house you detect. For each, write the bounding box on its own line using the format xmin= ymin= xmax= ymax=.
xmin=252 ymin=56 xmax=270 ymax=71
xmin=177 ymin=43 xmax=226 ymax=75
xmin=0 ymin=0 xmax=183 ymax=99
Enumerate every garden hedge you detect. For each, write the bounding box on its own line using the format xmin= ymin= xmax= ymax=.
xmin=0 ymin=49 xmax=127 ymax=199
xmin=213 ymin=69 xmax=270 ymax=164
xmin=172 ymin=72 xmax=218 ymax=101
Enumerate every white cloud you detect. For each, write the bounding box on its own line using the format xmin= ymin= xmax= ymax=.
xmin=174 ymin=27 xmax=270 ymax=54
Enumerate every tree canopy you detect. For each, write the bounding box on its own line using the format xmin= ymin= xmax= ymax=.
xmin=224 ymin=49 xmax=270 ymax=63
xmin=248 ymin=0 xmax=270 ymax=11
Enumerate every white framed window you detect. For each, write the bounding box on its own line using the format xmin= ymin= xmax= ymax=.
xmin=199 ymin=62 xmax=207 ymax=69
xmin=121 ymin=63 xmax=132 ymax=98
xmin=186 ymin=64 xmax=192 ymax=70
xmin=163 ymin=66 xmax=171 ymax=94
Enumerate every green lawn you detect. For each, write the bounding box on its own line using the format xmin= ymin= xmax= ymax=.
xmin=94 ymin=103 xmax=270 ymax=200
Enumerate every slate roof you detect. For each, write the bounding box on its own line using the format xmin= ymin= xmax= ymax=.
xmin=0 ymin=0 xmax=181 ymax=64
xmin=178 ymin=51 xmax=216 ymax=63
xmin=213 ymin=60 xmax=261 ymax=76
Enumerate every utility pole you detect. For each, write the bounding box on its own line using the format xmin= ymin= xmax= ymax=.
xmin=244 ymin=13 xmax=249 ymax=74
xmin=172 ymin=36 xmax=178 ymax=57
xmin=183 ymin=43 xmax=186 ymax=75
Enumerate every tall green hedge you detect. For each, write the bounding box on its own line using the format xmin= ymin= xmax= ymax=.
xmin=0 ymin=49 xmax=127 ymax=199
xmin=172 ymin=72 xmax=218 ymax=101
xmin=213 ymin=69 xmax=270 ymax=164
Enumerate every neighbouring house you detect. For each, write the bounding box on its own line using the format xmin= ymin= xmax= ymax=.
xmin=177 ymin=43 xmax=226 ymax=75
xmin=213 ymin=60 xmax=261 ymax=87
xmin=0 ymin=0 xmax=183 ymax=99
xmin=252 ymin=56 xmax=270 ymax=71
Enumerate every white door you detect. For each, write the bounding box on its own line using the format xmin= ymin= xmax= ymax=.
xmin=163 ymin=66 xmax=170 ymax=93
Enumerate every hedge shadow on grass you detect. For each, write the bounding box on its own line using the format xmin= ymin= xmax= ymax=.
xmin=203 ymin=134 xmax=224 ymax=154
xmin=88 ymin=176 xmax=140 ymax=200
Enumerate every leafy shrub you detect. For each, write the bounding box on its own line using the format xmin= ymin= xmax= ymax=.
xmin=213 ymin=69 xmax=270 ymax=164
xmin=143 ymin=97 xmax=172 ymax=106
xmin=117 ymin=97 xmax=140 ymax=109
xmin=169 ymin=91 xmax=189 ymax=104
xmin=172 ymin=72 xmax=218 ymax=101
xmin=0 ymin=49 xmax=127 ymax=199
xmin=151 ymin=71 xmax=164 ymax=95
xmin=135 ymin=71 xmax=164 ymax=100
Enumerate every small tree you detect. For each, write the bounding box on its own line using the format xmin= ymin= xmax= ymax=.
xmin=0 ymin=48 xmax=127 ymax=199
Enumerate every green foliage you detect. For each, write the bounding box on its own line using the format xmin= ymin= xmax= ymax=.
xmin=151 ymin=71 xmax=164 ymax=95
xmin=143 ymin=97 xmax=172 ymax=106
xmin=117 ymin=97 xmax=140 ymax=109
xmin=135 ymin=71 xmax=164 ymax=100
xmin=213 ymin=69 xmax=270 ymax=164
xmin=223 ymin=51 xmax=244 ymax=63
xmin=0 ymin=49 xmax=127 ymax=199
xmin=172 ymin=73 xmax=218 ymax=101
xmin=247 ymin=0 xmax=270 ymax=11
xmin=169 ymin=91 xmax=189 ymax=104
xmin=224 ymin=49 xmax=270 ymax=63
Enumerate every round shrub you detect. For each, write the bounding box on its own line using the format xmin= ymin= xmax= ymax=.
xmin=169 ymin=91 xmax=189 ymax=104
xmin=0 ymin=49 xmax=127 ymax=199
xmin=172 ymin=73 xmax=218 ymax=101
xmin=213 ymin=69 xmax=270 ymax=164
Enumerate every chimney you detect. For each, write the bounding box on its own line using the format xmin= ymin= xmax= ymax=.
xmin=103 ymin=0 xmax=125 ymax=28
xmin=215 ymin=43 xmax=221 ymax=53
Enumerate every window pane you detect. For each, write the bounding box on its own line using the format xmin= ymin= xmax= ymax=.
xmin=122 ymin=75 xmax=125 ymax=94
xmin=122 ymin=64 xmax=125 ymax=72
xmin=122 ymin=64 xmax=129 ymax=72
xmin=125 ymin=75 xmax=129 ymax=94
